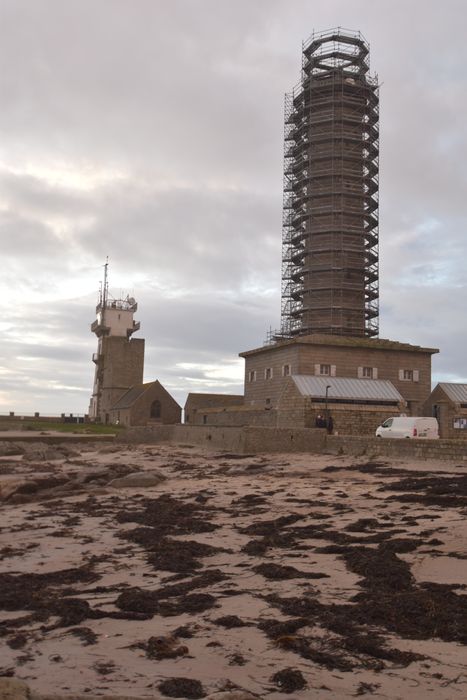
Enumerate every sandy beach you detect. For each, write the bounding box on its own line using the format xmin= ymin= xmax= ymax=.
xmin=0 ymin=440 xmax=466 ymax=699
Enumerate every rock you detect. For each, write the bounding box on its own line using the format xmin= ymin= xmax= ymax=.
xmin=98 ymin=445 xmax=122 ymax=454
xmin=0 ymin=442 xmax=25 ymax=457
xmin=22 ymin=445 xmax=64 ymax=461
xmin=0 ymin=479 xmax=29 ymax=500
xmin=74 ymin=467 xmax=116 ymax=485
xmin=271 ymin=668 xmax=307 ymax=693
xmin=109 ymin=470 xmax=166 ymax=488
xmin=0 ymin=678 xmax=30 ymax=700
xmin=205 ymin=692 xmax=260 ymax=700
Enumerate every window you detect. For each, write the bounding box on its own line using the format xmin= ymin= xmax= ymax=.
xmin=282 ymin=364 xmax=291 ymax=376
xmin=150 ymin=400 xmax=161 ymax=419
xmin=398 ymin=369 xmax=419 ymax=382
xmin=314 ymin=363 xmax=336 ymax=376
xmin=248 ymin=370 xmax=257 ymax=383
xmin=203 ymin=415 xmax=207 ymax=425
xmin=265 ymin=367 xmax=273 ymax=380
xmin=265 ymin=398 xmax=271 ymax=410
xmin=362 ymin=366 xmax=374 ymax=378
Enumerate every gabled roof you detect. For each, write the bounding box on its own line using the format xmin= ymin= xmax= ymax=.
xmin=291 ymin=375 xmax=403 ymax=402
xmin=184 ymin=393 xmax=243 ymax=410
xmin=437 ymin=383 xmax=467 ymax=403
xmin=111 ymin=380 xmax=181 ymax=410
xmin=111 ymin=383 xmax=153 ymax=410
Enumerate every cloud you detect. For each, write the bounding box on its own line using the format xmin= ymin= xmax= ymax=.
xmin=0 ymin=0 xmax=466 ymax=413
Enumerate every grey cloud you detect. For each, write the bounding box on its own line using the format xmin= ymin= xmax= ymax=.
xmin=0 ymin=0 xmax=466 ymax=412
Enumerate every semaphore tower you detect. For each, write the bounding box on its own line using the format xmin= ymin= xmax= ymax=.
xmin=89 ymin=261 xmax=144 ymax=423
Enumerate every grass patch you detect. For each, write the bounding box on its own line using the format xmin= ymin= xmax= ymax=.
xmin=20 ymin=421 xmax=123 ymax=435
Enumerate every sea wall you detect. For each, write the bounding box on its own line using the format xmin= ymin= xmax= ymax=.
xmin=119 ymin=424 xmax=467 ymax=461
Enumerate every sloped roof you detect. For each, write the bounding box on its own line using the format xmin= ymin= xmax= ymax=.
xmin=438 ymin=383 xmax=467 ymax=403
xmin=110 ymin=380 xmax=181 ymax=411
xmin=111 ymin=383 xmax=153 ymax=410
xmin=291 ymin=375 xmax=403 ymax=402
xmin=184 ymin=393 xmax=243 ymax=410
xmin=240 ymin=333 xmax=439 ymax=357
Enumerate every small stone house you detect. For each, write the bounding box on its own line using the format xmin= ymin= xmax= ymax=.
xmin=184 ymin=393 xmax=244 ymax=425
xmin=425 ymin=383 xmax=467 ymax=439
xmin=108 ymin=380 xmax=181 ymax=427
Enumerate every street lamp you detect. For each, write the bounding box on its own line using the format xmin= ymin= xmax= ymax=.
xmin=325 ymin=385 xmax=331 ymax=427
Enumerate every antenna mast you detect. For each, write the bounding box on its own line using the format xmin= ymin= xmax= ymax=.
xmin=102 ymin=257 xmax=109 ymax=327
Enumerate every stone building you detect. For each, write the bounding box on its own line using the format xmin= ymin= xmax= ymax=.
xmin=184 ymin=393 xmax=243 ymax=425
xmin=108 ymin=380 xmax=181 ymax=427
xmin=240 ymin=334 xmax=438 ymax=417
xmin=425 ymin=383 xmax=467 ymax=439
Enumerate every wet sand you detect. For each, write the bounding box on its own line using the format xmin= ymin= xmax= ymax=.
xmin=0 ymin=442 xmax=466 ymax=699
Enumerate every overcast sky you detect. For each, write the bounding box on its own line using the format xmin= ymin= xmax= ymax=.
xmin=1 ymin=0 xmax=466 ymax=415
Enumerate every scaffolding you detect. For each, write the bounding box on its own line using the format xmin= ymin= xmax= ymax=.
xmin=279 ymin=28 xmax=379 ymax=339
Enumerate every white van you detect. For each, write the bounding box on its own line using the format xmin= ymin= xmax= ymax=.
xmin=376 ymin=417 xmax=439 ymax=439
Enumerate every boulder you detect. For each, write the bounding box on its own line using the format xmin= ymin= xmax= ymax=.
xmin=108 ymin=470 xmax=166 ymax=488
xmin=0 ymin=479 xmax=29 ymax=501
xmin=206 ymin=693 xmax=259 ymax=700
xmin=0 ymin=442 xmax=25 ymax=457
xmin=21 ymin=445 xmax=64 ymax=462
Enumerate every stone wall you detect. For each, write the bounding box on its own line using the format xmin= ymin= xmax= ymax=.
xmin=307 ymin=403 xmax=400 ymax=435
xmin=188 ymin=405 xmax=277 ymax=427
xmin=298 ymin=343 xmax=432 ymax=413
xmin=276 ymin=379 xmax=401 ymax=434
xmin=242 ymin=345 xmax=300 ymax=407
xmin=326 ymin=434 xmax=467 ymax=461
xmin=118 ymin=424 xmax=246 ymax=452
xmin=99 ymin=336 xmax=145 ymax=419
xmin=119 ymin=424 xmax=467 ymax=461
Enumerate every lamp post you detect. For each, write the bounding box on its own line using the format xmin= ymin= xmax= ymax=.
xmin=325 ymin=384 xmax=331 ymax=427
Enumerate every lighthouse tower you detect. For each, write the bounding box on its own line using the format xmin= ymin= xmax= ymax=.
xmin=89 ymin=262 xmax=145 ymax=423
